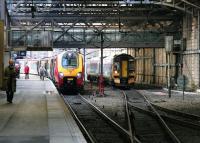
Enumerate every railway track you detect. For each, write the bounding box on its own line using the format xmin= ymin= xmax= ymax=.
xmin=151 ymin=102 xmax=200 ymax=129
xmin=122 ymin=90 xmax=177 ymax=143
xmin=125 ymin=89 xmax=200 ymax=143
xmin=62 ymin=94 xmax=138 ymax=143
xmin=85 ymin=89 xmax=176 ymax=143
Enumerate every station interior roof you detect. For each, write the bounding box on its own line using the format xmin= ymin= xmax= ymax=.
xmin=5 ymin=0 xmax=200 ymax=49
xmin=7 ymin=0 xmax=199 ymax=26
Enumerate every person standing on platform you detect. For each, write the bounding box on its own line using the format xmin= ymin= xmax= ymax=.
xmin=15 ymin=62 xmax=20 ymax=79
xmin=39 ymin=65 xmax=46 ymax=80
xmin=4 ymin=59 xmax=16 ymax=103
xmin=24 ymin=64 xmax=30 ymax=79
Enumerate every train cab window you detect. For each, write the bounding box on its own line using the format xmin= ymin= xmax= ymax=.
xmin=113 ymin=62 xmax=120 ymax=73
xmin=62 ymin=53 xmax=78 ymax=67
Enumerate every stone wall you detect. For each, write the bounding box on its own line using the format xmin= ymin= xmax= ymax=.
xmin=182 ymin=14 xmax=200 ymax=89
xmin=127 ymin=14 xmax=200 ymax=89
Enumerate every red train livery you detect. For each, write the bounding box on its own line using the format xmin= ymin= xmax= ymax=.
xmin=53 ymin=51 xmax=84 ymax=93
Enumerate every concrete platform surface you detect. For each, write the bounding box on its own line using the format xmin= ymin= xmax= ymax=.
xmin=0 ymin=75 xmax=87 ymax=143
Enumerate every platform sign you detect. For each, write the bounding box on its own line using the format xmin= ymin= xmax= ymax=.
xmin=177 ymin=75 xmax=188 ymax=100
xmin=165 ymin=36 xmax=173 ymax=52
xmin=177 ymin=75 xmax=188 ymax=88
xmin=19 ymin=51 xmax=26 ymax=56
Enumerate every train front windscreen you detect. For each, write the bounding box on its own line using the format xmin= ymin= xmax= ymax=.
xmin=62 ymin=53 xmax=78 ymax=68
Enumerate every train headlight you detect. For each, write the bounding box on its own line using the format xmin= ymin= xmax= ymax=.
xmin=59 ymin=72 xmax=64 ymax=79
xmin=114 ymin=70 xmax=118 ymax=74
xmin=77 ymin=72 xmax=82 ymax=79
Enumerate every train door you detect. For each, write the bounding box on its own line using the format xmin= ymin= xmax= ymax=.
xmin=121 ymin=60 xmax=128 ymax=78
xmin=128 ymin=58 xmax=135 ymax=75
xmin=50 ymin=59 xmax=54 ymax=79
xmin=52 ymin=59 xmax=56 ymax=81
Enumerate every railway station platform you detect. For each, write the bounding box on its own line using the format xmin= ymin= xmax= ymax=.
xmin=0 ymin=75 xmax=87 ymax=143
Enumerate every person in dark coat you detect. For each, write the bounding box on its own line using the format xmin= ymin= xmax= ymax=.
xmin=4 ymin=59 xmax=16 ymax=103
xmin=39 ymin=65 xmax=46 ymax=80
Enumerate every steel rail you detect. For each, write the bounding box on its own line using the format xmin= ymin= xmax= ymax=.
xmin=122 ymin=91 xmax=135 ymax=143
xmin=151 ymin=102 xmax=200 ymax=120
xmin=134 ymin=91 xmax=181 ymax=143
xmin=128 ymin=101 xmax=200 ymax=130
xmin=80 ymin=95 xmax=141 ymax=143
xmin=61 ymin=94 xmax=96 ymax=143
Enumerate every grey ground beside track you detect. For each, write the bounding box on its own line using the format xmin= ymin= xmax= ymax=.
xmin=86 ymin=87 xmax=200 ymax=143
xmin=0 ymin=75 xmax=87 ymax=143
xmin=0 ymin=76 xmax=49 ymax=143
xmin=137 ymin=89 xmax=200 ymax=116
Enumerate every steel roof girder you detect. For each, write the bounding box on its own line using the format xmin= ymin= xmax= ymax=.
xmin=53 ymin=19 xmax=78 ymax=42
xmin=9 ymin=7 xmax=156 ymax=13
xmin=52 ymin=41 xmax=164 ymax=48
xmin=6 ymin=0 xmax=153 ymax=5
xmin=181 ymin=0 xmax=200 ymax=9
xmin=13 ymin=19 xmax=44 ymax=43
xmin=53 ymin=19 xmax=80 ymax=43
xmin=7 ymin=0 xmax=200 ymax=11
xmin=9 ymin=14 xmax=178 ymax=20
xmin=154 ymin=0 xmax=200 ymax=14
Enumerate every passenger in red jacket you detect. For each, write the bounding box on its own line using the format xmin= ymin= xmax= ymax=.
xmin=15 ymin=63 xmax=20 ymax=79
xmin=24 ymin=64 xmax=30 ymax=79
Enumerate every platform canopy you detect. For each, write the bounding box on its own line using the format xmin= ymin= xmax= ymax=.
xmin=5 ymin=0 xmax=200 ymax=49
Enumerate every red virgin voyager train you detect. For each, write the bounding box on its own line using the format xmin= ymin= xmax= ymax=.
xmin=40 ymin=51 xmax=84 ymax=93
xmin=54 ymin=51 xmax=84 ymax=92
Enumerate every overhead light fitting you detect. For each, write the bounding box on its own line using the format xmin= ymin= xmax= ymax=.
xmin=31 ymin=6 xmax=36 ymax=18
xmin=165 ymin=0 xmax=172 ymax=3
xmin=31 ymin=0 xmax=36 ymax=18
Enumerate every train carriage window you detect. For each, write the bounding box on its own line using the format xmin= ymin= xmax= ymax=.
xmin=62 ymin=53 xmax=78 ymax=68
xmin=90 ymin=63 xmax=98 ymax=74
xmin=104 ymin=63 xmax=112 ymax=76
xmin=129 ymin=59 xmax=135 ymax=71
